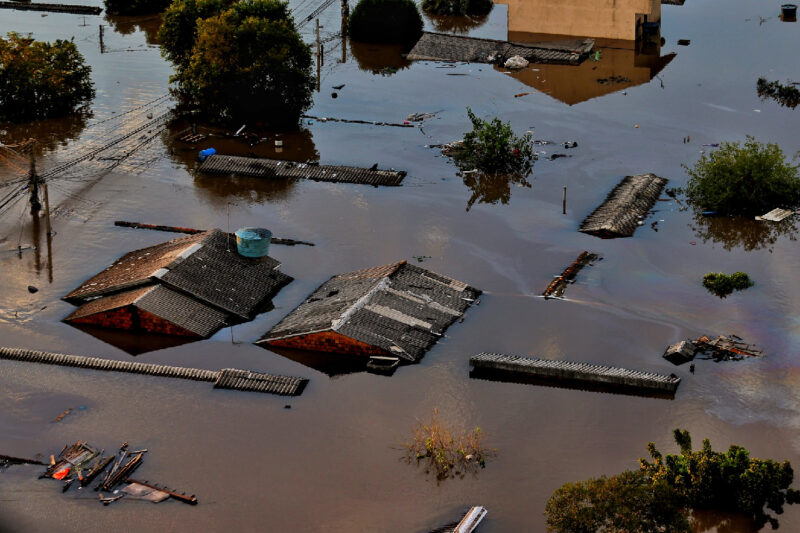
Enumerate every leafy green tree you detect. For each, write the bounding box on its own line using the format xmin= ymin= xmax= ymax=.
xmin=640 ymin=429 xmax=800 ymax=529
xmin=105 ymin=0 xmax=172 ymax=15
xmin=684 ymin=137 xmax=800 ymax=215
xmin=454 ymin=108 xmax=535 ymax=174
xmin=422 ymin=0 xmax=492 ymax=16
xmin=348 ymin=0 xmax=423 ymax=46
xmin=0 ymin=33 xmax=94 ymax=122
xmin=159 ymin=0 xmax=233 ymax=67
xmin=544 ymin=469 xmax=690 ymax=533
xmin=162 ymin=0 xmax=314 ymax=128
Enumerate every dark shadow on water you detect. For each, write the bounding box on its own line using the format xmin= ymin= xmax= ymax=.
xmin=258 ymin=345 xmax=369 ymax=378
xmin=164 ymin=119 xmax=320 ymax=204
xmin=424 ymin=13 xmax=490 ymax=34
xmin=691 ymin=509 xmax=762 ymax=533
xmin=68 ymin=323 xmax=200 ymax=356
xmin=690 ymin=213 xmax=798 ymax=252
xmin=461 ymin=169 xmax=532 ymax=211
xmin=0 ymin=111 xmax=91 ymax=154
xmin=104 ymin=13 xmax=163 ymax=45
xmin=350 ymin=41 xmax=412 ymax=76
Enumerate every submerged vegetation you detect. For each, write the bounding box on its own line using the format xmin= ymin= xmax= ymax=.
xmin=348 ymin=0 xmax=423 ymax=46
xmin=104 ymin=0 xmax=172 ymax=15
xmin=684 ymin=137 xmax=800 ymax=216
xmin=757 ymin=78 xmax=800 ymax=109
xmin=0 ymin=33 xmax=94 ymax=122
xmin=702 ymin=271 xmax=754 ymax=297
xmin=455 ymin=108 xmax=535 ymax=174
xmin=546 ymin=430 xmax=800 ymax=532
xmin=404 ymin=408 xmax=492 ymax=481
xmin=160 ymin=0 xmax=313 ymax=128
xmin=421 ymin=0 xmax=493 ymax=16
xmin=545 ymin=470 xmax=691 ymax=532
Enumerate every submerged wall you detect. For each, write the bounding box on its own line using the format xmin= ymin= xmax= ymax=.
xmin=494 ymin=0 xmax=661 ymax=41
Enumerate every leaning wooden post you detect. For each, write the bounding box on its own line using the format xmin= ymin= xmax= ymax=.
xmin=562 ymin=186 xmax=567 ymax=214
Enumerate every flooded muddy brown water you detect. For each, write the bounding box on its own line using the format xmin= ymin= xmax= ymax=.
xmin=1 ymin=0 xmax=799 ymax=531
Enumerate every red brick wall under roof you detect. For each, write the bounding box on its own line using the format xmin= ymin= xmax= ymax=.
xmin=66 ymin=306 xmax=201 ymax=338
xmin=266 ymin=331 xmax=388 ymax=357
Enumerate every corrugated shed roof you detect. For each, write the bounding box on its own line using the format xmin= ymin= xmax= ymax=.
xmin=407 ymin=32 xmax=594 ymax=65
xmin=259 ymin=262 xmax=480 ymax=361
xmin=579 ymin=173 xmax=668 ymax=238
xmin=64 ymin=232 xmax=206 ymax=302
xmin=157 ymin=229 xmax=292 ymax=319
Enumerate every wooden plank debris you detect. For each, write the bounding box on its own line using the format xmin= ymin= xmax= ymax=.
xmin=470 ymin=353 xmax=680 ymax=396
xmin=664 ymin=334 xmax=765 ymax=365
xmin=755 ymin=208 xmax=795 ymax=222
xmin=198 ymin=154 xmax=405 ymax=186
xmin=113 ymin=220 xmax=314 ymax=246
xmin=455 ymin=506 xmax=488 ymax=533
xmin=0 ymin=346 xmax=308 ymax=397
xmin=542 ymin=251 xmax=600 ymax=299
xmin=579 ymin=174 xmax=668 ymax=238
xmin=407 ymin=31 xmax=593 ymax=65
xmin=128 ymin=479 xmax=199 ymax=505
xmin=0 ymin=1 xmax=102 ymax=14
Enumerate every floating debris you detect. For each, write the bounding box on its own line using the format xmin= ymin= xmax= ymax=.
xmin=427 ymin=506 xmax=488 ymax=533
xmin=542 ymin=251 xmax=600 ymax=299
xmin=755 ymin=208 xmax=795 ymax=222
xmin=579 ymin=174 xmax=668 ymax=238
xmin=663 ymin=335 xmax=765 ymax=365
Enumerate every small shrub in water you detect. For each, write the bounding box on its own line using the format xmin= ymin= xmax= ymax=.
xmin=454 ymin=108 xmax=535 ymax=174
xmin=702 ymin=271 xmax=753 ymax=297
xmin=757 ymin=78 xmax=800 ymax=109
xmin=404 ymin=408 xmax=492 ymax=481
xmin=684 ymin=136 xmax=800 ymax=215
xmin=348 ymin=0 xmax=423 ymax=47
xmin=422 ymin=0 xmax=493 ymax=16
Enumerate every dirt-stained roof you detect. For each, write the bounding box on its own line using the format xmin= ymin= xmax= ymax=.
xmin=258 ymin=262 xmax=480 ymax=362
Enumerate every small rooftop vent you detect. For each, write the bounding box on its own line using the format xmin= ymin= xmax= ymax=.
xmin=234 ymin=227 xmax=272 ymax=258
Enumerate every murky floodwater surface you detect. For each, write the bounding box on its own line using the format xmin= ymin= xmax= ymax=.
xmin=1 ymin=1 xmax=799 ymax=531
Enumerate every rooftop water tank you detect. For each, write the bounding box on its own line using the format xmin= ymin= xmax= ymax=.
xmin=235 ymin=227 xmax=272 ymax=258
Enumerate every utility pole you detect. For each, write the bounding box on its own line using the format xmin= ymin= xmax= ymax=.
xmin=28 ymin=141 xmax=41 ymax=213
xmin=315 ymin=19 xmax=322 ymax=92
xmin=341 ymin=0 xmax=348 ymax=63
xmin=99 ymin=24 xmax=105 ymax=54
xmin=43 ymin=179 xmax=52 ymax=236
xmin=562 ymin=186 xmax=567 ymax=214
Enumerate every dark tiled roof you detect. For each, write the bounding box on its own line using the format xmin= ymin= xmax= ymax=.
xmin=259 ymin=262 xmax=481 ymax=361
xmin=63 ymin=233 xmax=206 ymax=302
xmin=407 ymin=32 xmax=594 ymax=65
xmin=137 ymin=286 xmax=229 ymax=337
xmin=157 ymin=229 xmax=292 ymax=319
xmin=198 ymin=155 xmax=406 ymax=186
xmin=579 ymin=174 xmax=668 ymax=238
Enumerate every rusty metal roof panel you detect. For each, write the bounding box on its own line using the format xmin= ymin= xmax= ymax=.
xmin=198 ymin=155 xmax=406 ymax=186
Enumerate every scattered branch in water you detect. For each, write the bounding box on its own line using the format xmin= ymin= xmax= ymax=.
xmin=403 ymin=408 xmax=493 ymax=481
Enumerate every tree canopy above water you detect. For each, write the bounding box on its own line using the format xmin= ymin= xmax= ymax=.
xmin=159 ymin=0 xmax=314 ymax=128
xmin=0 ymin=33 xmax=94 ymax=122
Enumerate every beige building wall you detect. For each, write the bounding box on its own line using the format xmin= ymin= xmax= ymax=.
xmin=494 ymin=0 xmax=661 ymax=41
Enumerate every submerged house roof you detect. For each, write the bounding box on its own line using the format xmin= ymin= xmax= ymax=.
xmin=257 ymin=261 xmax=481 ymax=362
xmin=63 ymin=229 xmax=292 ymax=338
xmin=579 ymin=173 xmax=668 ymax=238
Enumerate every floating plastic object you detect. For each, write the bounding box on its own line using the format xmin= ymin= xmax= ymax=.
xmin=235 ymin=227 xmax=272 ymax=258
xmin=504 ymin=55 xmax=529 ymax=69
xmin=782 ymin=4 xmax=797 ymax=20
xmin=197 ymin=148 xmax=216 ymax=162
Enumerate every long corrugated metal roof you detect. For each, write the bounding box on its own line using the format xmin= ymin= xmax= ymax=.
xmin=258 ymin=262 xmax=481 ymax=361
xmin=407 ymin=32 xmax=594 ymax=65
xmin=198 ymin=155 xmax=406 ymax=186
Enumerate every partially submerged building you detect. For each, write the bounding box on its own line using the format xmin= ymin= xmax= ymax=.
xmin=63 ymin=229 xmax=292 ymax=338
xmin=257 ymin=261 xmax=480 ymax=364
